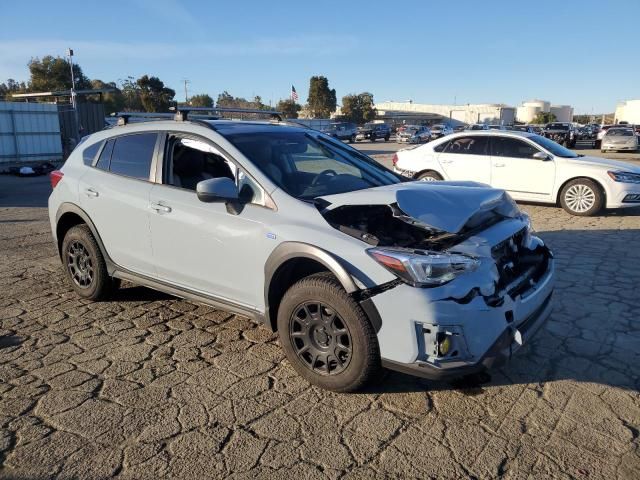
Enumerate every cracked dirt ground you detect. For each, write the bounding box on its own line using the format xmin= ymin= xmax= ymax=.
xmin=0 ymin=204 xmax=639 ymax=479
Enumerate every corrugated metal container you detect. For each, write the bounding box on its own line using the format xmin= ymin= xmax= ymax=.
xmin=0 ymin=101 xmax=62 ymax=165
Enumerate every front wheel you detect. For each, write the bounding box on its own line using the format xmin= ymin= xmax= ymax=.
xmin=417 ymin=171 xmax=443 ymax=182
xmin=277 ymin=273 xmax=380 ymax=392
xmin=559 ymin=178 xmax=604 ymax=216
xmin=62 ymin=224 xmax=119 ymax=300
xmin=349 ymin=135 xmax=355 ymax=144
xmin=384 ymin=135 xmax=390 ymax=142
xmin=370 ymin=134 xmax=376 ymax=142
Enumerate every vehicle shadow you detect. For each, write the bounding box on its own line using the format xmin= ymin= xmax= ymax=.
xmin=363 ymin=227 xmax=640 ymax=395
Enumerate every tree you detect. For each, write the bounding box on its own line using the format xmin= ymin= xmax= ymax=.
xmin=28 ymin=56 xmax=91 ymax=92
xmin=340 ymin=92 xmax=376 ymax=125
xmin=276 ymin=98 xmax=302 ymax=118
xmin=0 ymin=78 xmax=27 ymax=100
xmin=215 ymin=92 xmax=270 ymax=117
xmin=307 ymin=76 xmax=336 ymax=118
xmin=90 ymin=79 xmax=124 ymax=114
xmin=532 ymin=112 xmax=557 ymax=124
xmin=136 ymin=75 xmax=175 ymax=112
xmin=188 ymin=94 xmax=214 ymax=107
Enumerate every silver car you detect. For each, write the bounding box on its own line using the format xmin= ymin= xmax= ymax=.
xmin=601 ymin=127 xmax=638 ymax=152
xmin=396 ymin=125 xmax=431 ymax=143
xmin=48 ymin=110 xmax=554 ymax=392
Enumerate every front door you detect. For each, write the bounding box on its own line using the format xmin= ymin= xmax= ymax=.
xmin=147 ymin=133 xmax=274 ymax=308
xmin=489 ymin=136 xmax=556 ymax=200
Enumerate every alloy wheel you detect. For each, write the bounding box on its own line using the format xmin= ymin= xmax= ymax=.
xmin=289 ymin=301 xmax=352 ymax=375
xmin=67 ymin=240 xmax=94 ymax=288
xmin=564 ymin=184 xmax=596 ymax=213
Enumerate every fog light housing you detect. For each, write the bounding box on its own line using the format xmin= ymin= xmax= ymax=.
xmin=437 ymin=333 xmax=451 ymax=356
xmin=622 ymin=193 xmax=640 ymax=203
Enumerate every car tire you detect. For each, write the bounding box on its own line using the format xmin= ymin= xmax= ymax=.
xmin=559 ymin=178 xmax=604 ymax=216
xmin=349 ymin=135 xmax=355 ymax=144
xmin=62 ymin=224 xmax=118 ymax=300
xmin=277 ymin=272 xmax=380 ymax=393
xmin=384 ymin=135 xmax=390 ymax=142
xmin=417 ymin=171 xmax=443 ymax=182
xmin=370 ymin=134 xmax=376 ymax=142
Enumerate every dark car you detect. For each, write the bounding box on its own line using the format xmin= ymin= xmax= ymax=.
xmin=322 ymin=122 xmax=358 ymax=143
xmin=356 ymin=122 xmax=391 ymax=142
xmin=543 ymin=122 xmax=577 ymax=148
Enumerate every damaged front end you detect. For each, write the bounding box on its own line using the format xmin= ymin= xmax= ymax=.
xmin=316 ymin=182 xmax=555 ymax=380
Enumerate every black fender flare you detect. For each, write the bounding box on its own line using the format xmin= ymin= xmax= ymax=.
xmin=55 ymin=202 xmax=116 ymax=274
xmin=263 ymin=242 xmax=360 ymax=329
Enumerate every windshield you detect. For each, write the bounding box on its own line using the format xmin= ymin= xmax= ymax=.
xmin=469 ymin=125 xmax=485 ymax=130
xmin=529 ymin=134 xmax=579 ymax=158
xmin=432 ymin=125 xmax=443 ymax=129
xmin=607 ymin=128 xmax=634 ymax=136
xmin=224 ymin=130 xmax=401 ymax=200
xmin=362 ymin=123 xmax=376 ymax=129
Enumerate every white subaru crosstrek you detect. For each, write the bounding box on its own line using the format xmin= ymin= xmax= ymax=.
xmin=393 ymin=130 xmax=640 ymax=216
xmin=48 ymin=112 xmax=554 ymax=392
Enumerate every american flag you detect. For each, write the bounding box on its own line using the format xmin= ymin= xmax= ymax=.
xmin=290 ymin=85 xmax=298 ymax=102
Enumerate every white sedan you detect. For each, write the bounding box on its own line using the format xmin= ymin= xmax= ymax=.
xmin=392 ymin=130 xmax=640 ymax=216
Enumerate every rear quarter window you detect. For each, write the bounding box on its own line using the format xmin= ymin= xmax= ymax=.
xmin=82 ymin=141 xmax=103 ymax=166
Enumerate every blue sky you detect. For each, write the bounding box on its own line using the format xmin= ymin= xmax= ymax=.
xmin=1 ymin=0 xmax=637 ymax=113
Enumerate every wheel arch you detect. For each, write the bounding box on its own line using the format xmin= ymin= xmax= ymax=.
xmin=413 ymin=168 xmax=445 ymax=180
xmin=264 ymin=242 xmax=359 ymax=332
xmin=55 ymin=203 xmax=114 ymax=273
xmin=555 ymin=176 xmax=607 ymax=206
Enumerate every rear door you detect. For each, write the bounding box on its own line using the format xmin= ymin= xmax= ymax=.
xmin=78 ymin=132 xmax=159 ymax=275
xmin=489 ymin=136 xmax=555 ymax=199
xmin=436 ymin=135 xmax=491 ymax=183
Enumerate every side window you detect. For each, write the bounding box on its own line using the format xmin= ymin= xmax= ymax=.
xmin=165 ymin=135 xmax=267 ymax=206
xmin=109 ymin=133 xmax=157 ymax=180
xmin=95 ymin=139 xmax=114 ymax=170
xmin=491 ymin=137 xmax=539 ymax=158
xmin=433 ymin=140 xmax=450 ymax=153
xmin=82 ymin=141 xmax=103 ymax=166
xmin=442 ymin=136 xmax=488 ymax=155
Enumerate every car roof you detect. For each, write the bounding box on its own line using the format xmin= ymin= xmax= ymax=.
xmin=437 ymin=130 xmax=536 ymax=140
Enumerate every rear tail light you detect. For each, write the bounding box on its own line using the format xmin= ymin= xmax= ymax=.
xmin=50 ymin=170 xmax=64 ymax=189
xmin=392 ymin=153 xmax=398 ymax=166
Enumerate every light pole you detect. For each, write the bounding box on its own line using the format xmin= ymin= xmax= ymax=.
xmin=67 ymin=48 xmax=79 ymax=143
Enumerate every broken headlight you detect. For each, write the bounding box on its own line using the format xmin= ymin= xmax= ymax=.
xmin=368 ymin=248 xmax=479 ymax=287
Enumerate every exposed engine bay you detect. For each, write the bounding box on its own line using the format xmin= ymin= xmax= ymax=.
xmin=319 ymin=203 xmax=503 ymax=251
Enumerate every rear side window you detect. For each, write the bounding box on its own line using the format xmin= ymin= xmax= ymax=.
xmin=109 ymin=133 xmax=157 ymax=180
xmin=433 ymin=140 xmax=450 ymax=152
xmin=444 ymin=136 xmax=488 ymax=155
xmin=82 ymin=142 xmax=103 ymax=166
xmin=95 ymin=139 xmax=114 ymax=170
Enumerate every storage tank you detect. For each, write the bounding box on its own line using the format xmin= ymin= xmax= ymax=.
xmin=550 ymin=105 xmax=574 ymax=123
xmin=523 ymin=99 xmax=551 ymax=112
xmin=517 ymin=105 xmax=541 ymax=123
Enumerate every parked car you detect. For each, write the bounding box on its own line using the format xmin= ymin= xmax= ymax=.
xmin=467 ymin=124 xmax=489 ymax=131
xmin=356 ymin=122 xmax=391 ymax=142
xmin=543 ymin=122 xmax=577 ymax=148
xmin=511 ymin=125 xmax=536 ymax=133
xmin=595 ymin=125 xmax=614 ymax=149
xmin=322 ymin=122 xmax=357 ymax=143
xmin=601 ymin=127 xmax=638 ymax=152
xmin=393 ymin=130 xmax=640 ymax=216
xmin=488 ymin=125 xmax=507 ymax=131
xmin=396 ymin=125 xmax=431 ymax=144
xmin=429 ymin=124 xmax=453 ymax=139
xmin=49 ymin=113 xmax=555 ymax=392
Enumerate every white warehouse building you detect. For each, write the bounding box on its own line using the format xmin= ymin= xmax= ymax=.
xmin=516 ymin=99 xmax=574 ymax=123
xmin=373 ymin=101 xmax=516 ymax=126
xmin=615 ymin=100 xmax=640 ymax=124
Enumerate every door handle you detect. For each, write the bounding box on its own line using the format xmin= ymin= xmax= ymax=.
xmin=440 ymin=159 xmax=453 ymax=164
xmin=84 ymin=188 xmax=99 ymax=197
xmin=150 ymin=203 xmax=172 ymax=213
xmin=493 ymin=163 xmax=506 ymax=167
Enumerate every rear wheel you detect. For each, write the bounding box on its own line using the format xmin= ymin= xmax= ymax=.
xmin=559 ymin=178 xmax=604 ymax=216
xmin=370 ymin=134 xmax=376 ymax=142
xmin=277 ymin=273 xmax=380 ymax=392
xmin=417 ymin=171 xmax=443 ymax=182
xmin=62 ymin=224 xmax=118 ymax=300
xmin=384 ymin=135 xmax=390 ymax=142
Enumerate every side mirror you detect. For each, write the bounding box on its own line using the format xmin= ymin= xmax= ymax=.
xmin=196 ymin=177 xmax=239 ymax=203
xmin=533 ymin=152 xmax=551 ymax=161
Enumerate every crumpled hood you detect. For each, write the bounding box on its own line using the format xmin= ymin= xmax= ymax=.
xmin=566 ymin=155 xmax=640 ymax=172
xmin=317 ymin=182 xmax=519 ymax=234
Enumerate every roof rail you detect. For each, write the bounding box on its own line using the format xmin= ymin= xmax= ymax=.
xmin=169 ymin=106 xmax=283 ymax=122
xmin=110 ymin=112 xmax=176 ymax=126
